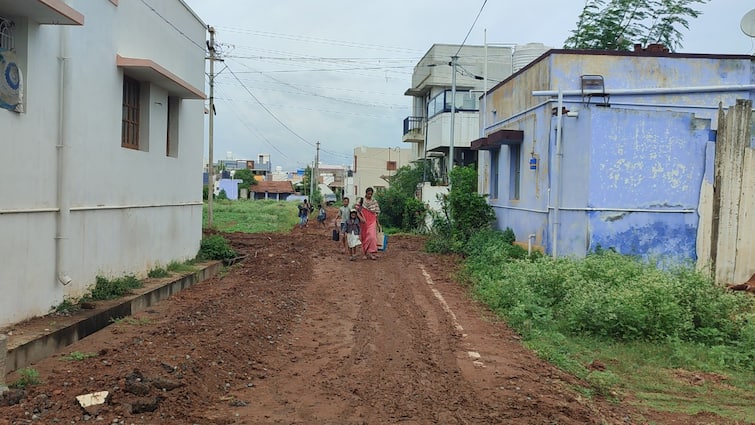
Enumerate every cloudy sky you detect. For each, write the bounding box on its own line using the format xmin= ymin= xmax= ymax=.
xmin=181 ymin=0 xmax=755 ymax=171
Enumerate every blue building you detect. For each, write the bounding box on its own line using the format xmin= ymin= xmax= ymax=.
xmin=476 ymin=46 xmax=754 ymax=270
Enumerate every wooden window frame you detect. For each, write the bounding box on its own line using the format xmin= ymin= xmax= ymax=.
xmin=121 ymin=76 xmax=140 ymax=149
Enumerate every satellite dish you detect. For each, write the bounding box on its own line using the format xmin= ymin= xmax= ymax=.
xmin=741 ymin=9 xmax=755 ymax=37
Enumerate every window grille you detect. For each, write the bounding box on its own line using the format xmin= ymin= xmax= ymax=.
xmin=0 ymin=16 xmax=14 ymax=51
xmin=122 ymin=76 xmax=140 ymax=149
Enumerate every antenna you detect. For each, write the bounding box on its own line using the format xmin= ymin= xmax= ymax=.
xmin=741 ymin=9 xmax=755 ymax=37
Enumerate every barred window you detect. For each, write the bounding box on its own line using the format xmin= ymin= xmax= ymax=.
xmin=121 ymin=76 xmax=140 ymax=149
xmin=0 ymin=16 xmax=14 ymax=51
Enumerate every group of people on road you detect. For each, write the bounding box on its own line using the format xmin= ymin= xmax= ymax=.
xmin=297 ymin=199 xmax=327 ymax=228
xmin=335 ymin=187 xmax=381 ymax=261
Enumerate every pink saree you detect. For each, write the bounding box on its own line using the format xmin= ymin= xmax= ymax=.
xmin=359 ymin=206 xmax=378 ymax=255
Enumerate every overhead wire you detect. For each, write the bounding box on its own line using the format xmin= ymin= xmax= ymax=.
xmin=139 ymin=0 xmax=206 ymax=52
xmin=454 ymin=0 xmax=489 ymax=56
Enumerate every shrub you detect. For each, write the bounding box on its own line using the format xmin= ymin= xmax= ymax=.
xmin=86 ymin=275 xmax=142 ymax=301
xmin=148 ymin=266 xmax=169 ymax=278
xmin=11 ymin=368 xmax=40 ymax=388
xmin=197 ymin=234 xmax=237 ymax=261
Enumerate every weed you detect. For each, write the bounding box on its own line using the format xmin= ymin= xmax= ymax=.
xmin=148 ymin=266 xmax=170 ymax=278
xmin=167 ymin=260 xmax=196 ymax=273
xmin=84 ymin=275 xmax=142 ymax=301
xmin=53 ymin=297 xmax=80 ymax=314
xmin=197 ymin=234 xmax=237 ymax=261
xmin=62 ymin=351 xmax=97 ymax=361
xmin=110 ymin=316 xmax=152 ymax=326
xmin=10 ymin=368 xmax=40 ymax=388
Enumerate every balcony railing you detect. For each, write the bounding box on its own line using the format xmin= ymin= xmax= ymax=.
xmin=403 ymin=116 xmax=425 ymax=135
xmin=402 ymin=116 xmax=425 ymax=143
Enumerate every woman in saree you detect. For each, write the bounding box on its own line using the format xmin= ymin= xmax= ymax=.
xmin=357 ymin=187 xmax=380 ymax=260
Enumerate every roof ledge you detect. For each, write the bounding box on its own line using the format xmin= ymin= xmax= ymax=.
xmin=116 ymin=55 xmax=206 ymax=100
xmin=0 ymin=0 xmax=84 ymax=25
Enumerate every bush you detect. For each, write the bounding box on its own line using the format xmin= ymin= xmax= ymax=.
xmin=197 ymin=234 xmax=237 ymax=261
xmin=426 ymin=166 xmax=495 ymax=253
xmin=86 ymin=275 xmax=142 ymax=301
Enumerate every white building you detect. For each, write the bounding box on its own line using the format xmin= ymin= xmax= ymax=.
xmin=402 ymin=43 xmax=550 ymax=184
xmin=0 ymin=0 xmax=206 ymax=328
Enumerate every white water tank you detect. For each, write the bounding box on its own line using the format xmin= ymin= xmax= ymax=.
xmin=513 ymin=43 xmax=550 ymax=73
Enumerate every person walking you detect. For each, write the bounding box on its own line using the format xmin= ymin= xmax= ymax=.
xmin=356 ymin=187 xmax=380 ymax=260
xmin=297 ymin=199 xmax=310 ymax=228
xmin=343 ymin=209 xmax=363 ymax=261
xmin=316 ymin=203 xmax=327 ymax=227
xmin=335 ymin=197 xmax=351 ymax=252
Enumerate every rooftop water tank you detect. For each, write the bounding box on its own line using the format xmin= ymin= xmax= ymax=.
xmin=512 ymin=43 xmax=550 ymax=74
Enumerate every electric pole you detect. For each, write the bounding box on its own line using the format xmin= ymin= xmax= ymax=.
xmin=207 ymin=26 xmax=216 ymax=228
xmin=449 ymin=55 xmax=458 ymax=184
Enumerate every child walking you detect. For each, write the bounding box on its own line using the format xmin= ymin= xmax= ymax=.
xmin=343 ymin=209 xmax=363 ymax=261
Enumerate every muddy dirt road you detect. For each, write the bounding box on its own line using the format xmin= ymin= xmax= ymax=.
xmin=0 ymin=225 xmax=733 ymax=424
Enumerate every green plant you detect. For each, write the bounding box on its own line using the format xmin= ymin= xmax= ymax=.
xmin=148 ymin=266 xmax=170 ymax=278
xmin=110 ymin=316 xmax=152 ymax=326
xmin=85 ymin=275 xmax=142 ymax=301
xmin=10 ymin=368 xmax=40 ymax=388
xmin=53 ymin=297 xmax=80 ymax=314
xmin=62 ymin=351 xmax=97 ymax=361
xmin=197 ymin=234 xmax=237 ymax=261
xmin=217 ymin=188 xmax=228 ymax=200
xmin=501 ymin=227 xmax=516 ymax=245
xmin=426 ymin=166 xmax=495 ymax=253
xmin=167 ymin=260 xmax=197 ymax=273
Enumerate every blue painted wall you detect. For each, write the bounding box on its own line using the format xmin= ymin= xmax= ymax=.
xmin=486 ymin=51 xmax=753 ymax=262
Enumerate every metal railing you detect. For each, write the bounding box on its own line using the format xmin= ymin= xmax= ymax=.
xmin=402 ymin=116 xmax=425 ymax=135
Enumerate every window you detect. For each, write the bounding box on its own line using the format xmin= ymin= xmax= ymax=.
xmin=509 ymin=144 xmax=521 ymax=200
xmin=121 ymin=76 xmax=140 ymax=149
xmin=386 ymin=161 xmax=397 ymax=171
xmin=166 ymin=96 xmax=179 ymax=157
xmin=490 ymin=149 xmax=499 ymax=198
xmin=426 ymin=90 xmax=479 ymax=118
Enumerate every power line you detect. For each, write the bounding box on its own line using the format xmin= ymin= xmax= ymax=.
xmin=225 ymin=65 xmax=317 ymax=149
xmin=139 ymin=0 xmax=206 ymax=52
xmin=455 ymin=0 xmax=489 ymax=57
xmin=216 ymin=26 xmax=424 ymax=54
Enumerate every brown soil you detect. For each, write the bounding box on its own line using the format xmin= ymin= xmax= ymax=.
xmin=0 ymin=224 xmax=745 ymax=424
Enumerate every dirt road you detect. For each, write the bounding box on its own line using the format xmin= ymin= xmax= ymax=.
xmin=0 ymin=225 xmax=732 ymax=424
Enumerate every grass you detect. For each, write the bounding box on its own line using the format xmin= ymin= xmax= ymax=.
xmin=110 ymin=316 xmax=153 ymax=326
xmin=458 ymin=229 xmax=755 ymax=422
xmin=62 ymin=351 xmax=98 ymax=361
xmin=10 ymin=368 xmax=40 ymax=388
xmin=167 ymin=260 xmax=197 ymax=273
xmin=203 ymin=199 xmax=299 ymax=233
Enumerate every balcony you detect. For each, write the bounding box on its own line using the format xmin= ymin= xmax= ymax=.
xmin=402 ymin=116 xmax=425 ymax=143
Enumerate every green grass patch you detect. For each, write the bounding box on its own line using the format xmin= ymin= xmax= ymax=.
xmin=147 ymin=266 xmax=170 ymax=278
xmin=10 ymin=368 xmax=40 ymax=389
xmin=167 ymin=260 xmax=197 ymax=273
xmin=203 ymin=199 xmax=299 ymax=233
xmin=110 ymin=316 xmax=152 ymax=326
xmin=197 ymin=234 xmax=237 ymax=261
xmin=459 ymin=229 xmax=755 ymax=422
xmin=83 ymin=275 xmax=143 ymax=301
xmin=62 ymin=351 xmax=98 ymax=361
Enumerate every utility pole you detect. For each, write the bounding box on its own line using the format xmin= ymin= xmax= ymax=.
xmin=314 ymin=141 xmax=320 ymax=197
xmin=449 ymin=55 xmax=458 ymax=184
xmin=206 ymin=26 xmax=217 ymax=228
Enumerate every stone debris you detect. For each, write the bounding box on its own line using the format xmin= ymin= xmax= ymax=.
xmin=75 ymin=390 xmax=110 ymax=415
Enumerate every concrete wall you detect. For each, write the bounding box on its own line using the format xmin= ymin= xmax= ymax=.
xmin=482 ymin=50 xmax=754 ymax=261
xmin=353 ymin=146 xmax=412 ymax=195
xmin=0 ymin=1 xmax=206 ymax=327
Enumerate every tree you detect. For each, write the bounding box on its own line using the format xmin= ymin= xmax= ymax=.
xmin=425 ymin=165 xmax=495 ymax=253
xmin=233 ymin=169 xmax=257 ymax=189
xmin=375 ymin=165 xmax=426 ymax=231
xmin=564 ymin=0 xmax=708 ymax=52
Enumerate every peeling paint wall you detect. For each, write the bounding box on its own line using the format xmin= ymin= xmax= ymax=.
xmin=483 ymin=51 xmax=753 ymax=262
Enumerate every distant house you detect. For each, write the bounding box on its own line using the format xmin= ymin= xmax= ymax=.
xmin=0 ymin=1 xmax=206 ymax=328
xmin=477 ymin=46 xmax=755 ymax=282
xmin=250 ymin=181 xmax=295 ymax=201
